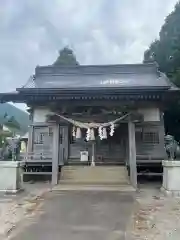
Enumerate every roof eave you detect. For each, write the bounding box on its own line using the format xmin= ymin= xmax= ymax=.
xmin=16 ymin=86 xmax=170 ymax=93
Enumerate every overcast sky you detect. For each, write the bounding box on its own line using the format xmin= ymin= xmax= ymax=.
xmin=0 ymin=0 xmax=178 ymax=110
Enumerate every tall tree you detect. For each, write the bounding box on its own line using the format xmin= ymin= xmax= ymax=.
xmin=144 ymin=1 xmax=180 ymax=86
xmin=53 ymin=47 xmax=79 ymax=66
xmin=144 ymin=1 xmax=180 ymax=139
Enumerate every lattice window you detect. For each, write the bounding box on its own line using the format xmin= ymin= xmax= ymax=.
xmin=135 ymin=127 xmax=143 ymax=142
xmin=143 ymin=132 xmax=159 ymax=144
xmin=136 ymin=127 xmax=160 ymax=144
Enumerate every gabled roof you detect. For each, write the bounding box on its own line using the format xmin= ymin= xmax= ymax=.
xmin=0 ymin=63 xmax=179 ymax=104
xmin=19 ymin=62 xmax=176 ymax=91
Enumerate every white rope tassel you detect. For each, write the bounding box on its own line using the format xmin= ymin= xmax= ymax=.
xmin=76 ymin=127 xmax=82 ymax=139
xmin=90 ymin=128 xmax=95 ymax=141
xmin=72 ymin=126 xmax=76 ymax=137
xmin=110 ymin=123 xmax=115 ymax=136
xmin=86 ymin=128 xmax=91 ymax=141
xmin=102 ymin=127 xmax=107 ymax=139
xmin=98 ymin=126 xmax=103 ymax=140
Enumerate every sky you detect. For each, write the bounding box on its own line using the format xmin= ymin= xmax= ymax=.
xmin=0 ymin=0 xmax=178 ymax=111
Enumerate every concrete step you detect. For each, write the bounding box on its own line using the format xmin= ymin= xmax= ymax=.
xmin=60 ymin=166 xmax=129 ymax=185
xmin=59 ymin=180 xmax=129 ymax=185
xmin=53 ymin=184 xmax=135 ymax=192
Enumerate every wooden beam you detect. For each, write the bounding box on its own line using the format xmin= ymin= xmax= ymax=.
xmin=30 ymin=122 xmax=55 ymax=127
xmin=128 ymin=120 xmax=137 ymax=188
xmin=51 ymin=124 xmax=60 ymax=185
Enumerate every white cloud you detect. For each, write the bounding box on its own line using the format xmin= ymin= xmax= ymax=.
xmin=0 ymin=0 xmax=177 ymax=102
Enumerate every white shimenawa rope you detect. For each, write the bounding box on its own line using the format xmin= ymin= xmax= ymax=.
xmin=49 ymin=112 xmax=130 ymax=129
xmin=48 ymin=112 xmax=130 ymax=141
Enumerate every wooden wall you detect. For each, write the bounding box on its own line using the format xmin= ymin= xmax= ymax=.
xmin=68 ymin=124 xmax=128 ymax=164
xmin=30 ymin=104 xmax=166 ymax=165
xmin=135 ymin=122 xmax=166 ymax=160
xmin=68 ymin=122 xmax=166 ymax=164
xmin=30 ymin=121 xmax=166 ymax=165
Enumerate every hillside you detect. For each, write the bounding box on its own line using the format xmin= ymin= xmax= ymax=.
xmin=0 ymin=103 xmax=30 ymax=134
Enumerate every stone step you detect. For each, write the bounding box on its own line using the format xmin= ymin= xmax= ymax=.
xmin=60 ymin=166 xmax=129 ymax=185
xmin=59 ymin=180 xmax=129 ymax=185
xmin=53 ymin=184 xmax=135 ymax=192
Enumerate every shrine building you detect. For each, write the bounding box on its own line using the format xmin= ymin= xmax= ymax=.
xmin=0 ymin=63 xmax=179 ymax=188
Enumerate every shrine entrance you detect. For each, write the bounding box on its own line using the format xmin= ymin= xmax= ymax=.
xmin=67 ymin=123 xmax=128 ymax=166
xmin=50 ymin=111 xmax=138 ymax=188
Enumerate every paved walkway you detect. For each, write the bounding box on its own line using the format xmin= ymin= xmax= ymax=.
xmin=10 ymin=191 xmax=135 ymax=240
xmin=3 ymin=183 xmax=180 ymax=239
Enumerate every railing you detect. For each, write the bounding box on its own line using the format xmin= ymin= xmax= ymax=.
xmin=20 ymin=152 xmax=52 ymax=163
xmin=20 ymin=152 xmax=53 ymax=176
xmin=136 ymin=154 xmax=163 ymax=163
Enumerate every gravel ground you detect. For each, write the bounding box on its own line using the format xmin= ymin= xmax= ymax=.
xmin=0 ymin=183 xmax=51 ymax=239
xmin=129 ymin=185 xmax=180 ymax=240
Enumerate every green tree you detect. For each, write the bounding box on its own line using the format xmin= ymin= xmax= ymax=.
xmin=1 ymin=113 xmax=20 ymax=130
xmin=144 ymin=1 xmax=180 ymax=139
xmin=53 ymin=47 xmax=79 ymax=66
xmin=144 ymin=1 xmax=180 ymax=86
xmin=0 ymin=114 xmax=20 ymax=148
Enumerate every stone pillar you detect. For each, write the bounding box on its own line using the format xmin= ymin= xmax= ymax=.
xmin=0 ymin=161 xmax=23 ymax=193
xmin=128 ymin=120 xmax=137 ymax=188
xmin=52 ymin=124 xmax=60 ymax=185
xmin=161 ymin=160 xmax=180 ymax=196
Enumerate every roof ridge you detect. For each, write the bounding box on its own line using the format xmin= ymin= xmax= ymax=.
xmin=36 ymin=62 xmax=157 ymax=68
xmin=35 ymin=63 xmax=158 ymax=76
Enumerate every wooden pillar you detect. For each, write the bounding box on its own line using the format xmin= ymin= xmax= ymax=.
xmin=52 ymin=124 xmax=60 ymax=185
xmin=27 ymin=125 xmax=33 ymax=153
xmin=91 ymin=141 xmax=95 ymax=166
xmin=128 ymin=120 xmax=137 ymax=188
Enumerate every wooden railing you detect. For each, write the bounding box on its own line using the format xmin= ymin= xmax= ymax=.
xmin=20 ymin=152 xmax=52 ymax=163
xmin=20 ymin=152 xmax=53 ymax=176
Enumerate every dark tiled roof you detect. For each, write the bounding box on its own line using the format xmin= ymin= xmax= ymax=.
xmin=0 ymin=63 xmax=179 ymax=104
xmin=21 ymin=63 xmax=175 ymax=90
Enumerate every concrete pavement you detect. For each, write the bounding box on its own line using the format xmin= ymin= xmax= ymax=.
xmin=10 ymin=191 xmax=135 ymax=240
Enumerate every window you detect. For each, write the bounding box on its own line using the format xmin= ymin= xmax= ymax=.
xmin=135 ymin=127 xmax=143 ymax=142
xmin=143 ymin=132 xmax=159 ymax=144
xmin=33 ymin=127 xmax=53 ymax=145
xmin=135 ymin=126 xmax=160 ymax=144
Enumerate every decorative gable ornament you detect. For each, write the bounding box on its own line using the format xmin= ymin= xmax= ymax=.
xmin=23 ymin=75 xmax=37 ymax=88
